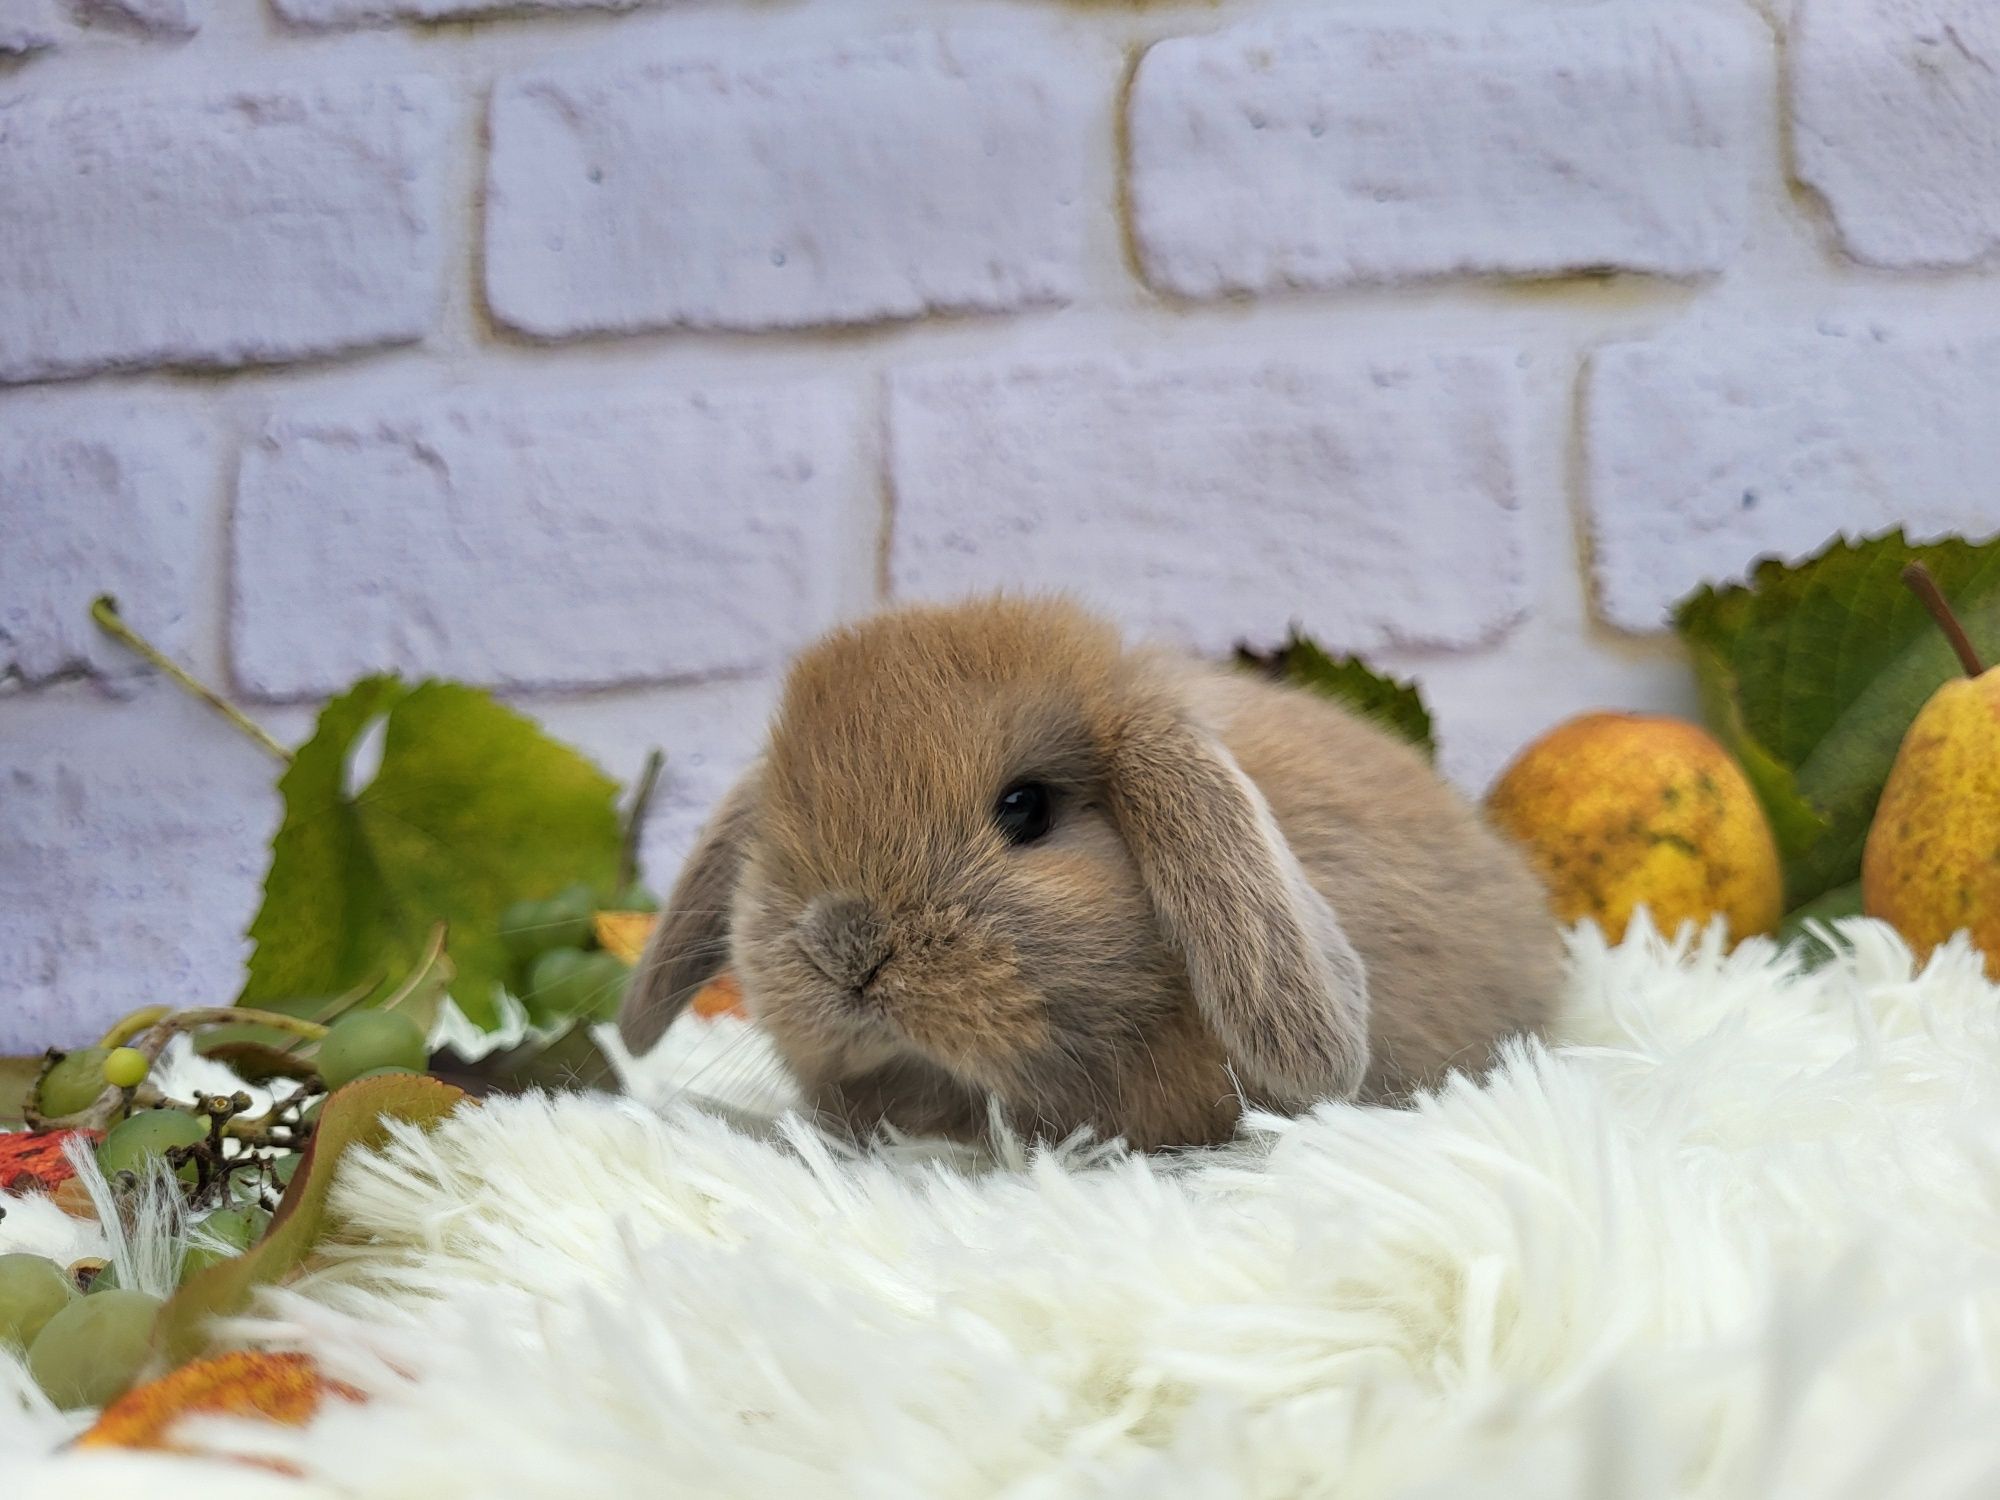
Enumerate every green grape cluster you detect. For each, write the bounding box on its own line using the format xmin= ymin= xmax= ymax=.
xmin=499 ymin=880 xmax=655 ymax=1025
xmin=0 ymin=1199 xmax=276 ymax=1409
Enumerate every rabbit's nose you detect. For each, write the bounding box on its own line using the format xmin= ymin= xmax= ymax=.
xmin=796 ymin=895 xmax=893 ymax=994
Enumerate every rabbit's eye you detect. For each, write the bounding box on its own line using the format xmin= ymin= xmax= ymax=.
xmin=993 ymin=781 xmax=1054 ymax=847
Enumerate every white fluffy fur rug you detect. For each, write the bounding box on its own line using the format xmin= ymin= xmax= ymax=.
xmin=8 ymin=918 xmax=2000 ymax=1499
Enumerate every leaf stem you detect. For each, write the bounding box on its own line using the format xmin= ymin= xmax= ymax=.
xmin=380 ymin=923 xmax=452 ymax=1018
xmin=265 ymin=973 xmax=386 ymax=1056
xmin=90 ymin=595 xmax=293 ymax=763
xmin=166 ymin=1008 xmax=332 ymax=1043
xmin=98 ymin=1005 xmax=172 ymax=1049
xmin=618 ymin=748 xmax=665 ymax=891
xmin=1901 ymin=565 xmax=1986 ymax=677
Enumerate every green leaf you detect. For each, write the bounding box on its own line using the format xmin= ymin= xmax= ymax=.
xmin=1674 ymin=531 xmax=2000 ymax=907
xmin=1776 ymin=881 xmax=1866 ymax=971
xmin=241 ymin=679 xmax=622 ymax=1029
xmin=1235 ymin=630 xmax=1436 ymax=759
xmin=153 ymin=1073 xmax=468 ymax=1367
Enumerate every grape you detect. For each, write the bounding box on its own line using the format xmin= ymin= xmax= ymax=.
xmin=37 ymin=1048 xmax=110 ymax=1117
xmin=525 ymin=948 xmax=629 ymax=1023
xmin=97 ymin=1108 xmax=208 ymax=1184
xmin=180 ymin=1204 xmax=271 ymax=1282
xmin=0 ymin=1254 xmax=76 ymax=1354
xmin=27 ymin=1289 xmax=163 ymax=1410
xmin=348 ymin=1065 xmax=417 ymax=1081
xmin=317 ymin=1010 xmax=427 ymax=1090
xmin=499 ymin=898 xmax=554 ymax=964
xmin=102 ymin=1047 xmax=150 ymax=1090
xmin=84 ymin=1261 xmax=118 ymax=1294
xmin=523 ymin=948 xmax=587 ymax=1019
xmin=573 ymin=953 xmax=633 ymax=1020
xmin=500 ymin=884 xmax=595 ymax=964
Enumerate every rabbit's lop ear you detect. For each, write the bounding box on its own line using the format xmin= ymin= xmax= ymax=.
xmin=1106 ymin=701 xmax=1370 ymax=1107
xmin=617 ymin=764 xmax=761 ymax=1054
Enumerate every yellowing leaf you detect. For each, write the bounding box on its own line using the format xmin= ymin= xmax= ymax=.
xmin=692 ymin=973 xmax=746 ymax=1019
xmin=241 ymin=679 xmax=622 ymax=1029
xmin=78 ymin=1351 xmax=358 ymax=1455
xmin=593 ymin=911 xmax=656 ymax=966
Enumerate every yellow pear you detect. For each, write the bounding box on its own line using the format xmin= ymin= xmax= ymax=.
xmin=1861 ymin=566 xmax=2000 ymax=979
xmin=1485 ymin=712 xmax=1783 ymax=946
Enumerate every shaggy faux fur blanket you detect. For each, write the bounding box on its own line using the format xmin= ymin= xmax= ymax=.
xmin=6 ymin=919 xmax=2000 ymax=1499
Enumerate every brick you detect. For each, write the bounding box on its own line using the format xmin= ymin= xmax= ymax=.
xmin=0 ymin=80 xmax=447 ymax=384
xmin=0 ymin=400 xmax=211 ymax=686
xmin=231 ymin=382 xmax=859 ymax=699
xmin=486 ymin=30 xmax=1103 ymax=338
xmin=0 ymin=688 xmax=279 ymax=1053
xmin=75 ymin=0 xmax=198 ymax=36
xmin=888 ymin=352 xmax=1531 ymax=654
xmin=275 ymin=0 xmax=649 ymax=25
xmin=1791 ymin=0 xmax=2000 ymax=268
xmin=0 ymin=0 xmax=58 ymax=54
xmin=1128 ymin=7 xmax=1763 ymax=298
xmin=1585 ymin=322 xmax=2000 ymax=631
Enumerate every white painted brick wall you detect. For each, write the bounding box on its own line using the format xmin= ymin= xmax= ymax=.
xmin=487 ymin=30 xmax=1107 ymax=337
xmin=1586 ymin=322 xmax=2000 ymax=630
xmin=0 ymin=689 xmax=281 ymax=1052
xmin=889 ymin=352 xmax=1530 ymax=654
xmin=1791 ymin=0 xmax=2000 ymax=269
xmin=1129 ymin=7 xmax=1765 ymax=297
xmin=0 ymin=80 xmax=447 ymax=384
xmin=1 ymin=400 xmax=213 ymax=686
xmin=231 ymin=383 xmax=859 ymax=699
xmin=0 ymin=0 xmax=59 ymax=53
xmin=74 ymin=0 xmax=199 ymax=38
xmin=4 ymin=0 xmax=1999 ymax=1048
xmin=277 ymin=0 xmax=648 ymax=26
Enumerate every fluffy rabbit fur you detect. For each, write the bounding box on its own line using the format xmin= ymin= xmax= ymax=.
xmin=620 ymin=598 xmax=1559 ymax=1150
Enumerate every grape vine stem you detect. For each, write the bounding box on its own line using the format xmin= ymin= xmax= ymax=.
xmin=90 ymin=595 xmax=292 ymax=763
xmin=27 ymin=1010 xmax=331 ymax=1133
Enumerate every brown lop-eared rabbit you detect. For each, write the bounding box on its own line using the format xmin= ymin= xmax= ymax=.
xmin=618 ymin=597 xmax=1561 ymax=1150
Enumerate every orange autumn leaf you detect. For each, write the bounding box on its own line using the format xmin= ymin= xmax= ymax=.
xmin=691 ymin=972 xmax=745 ymax=1019
xmin=592 ymin=910 xmax=655 ymax=965
xmin=77 ymin=1350 xmax=361 ymax=1454
xmin=0 ymin=1128 xmax=97 ymax=1197
xmin=590 ymin=912 xmax=745 ymax=1018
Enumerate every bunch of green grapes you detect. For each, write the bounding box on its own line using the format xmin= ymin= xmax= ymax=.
xmin=0 ymin=1195 xmax=273 ymax=1410
xmin=499 ymin=880 xmax=656 ymax=1026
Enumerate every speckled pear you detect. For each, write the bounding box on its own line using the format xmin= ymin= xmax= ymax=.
xmin=1484 ymin=712 xmax=1783 ymax=947
xmin=1861 ymin=566 xmax=2000 ymax=979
